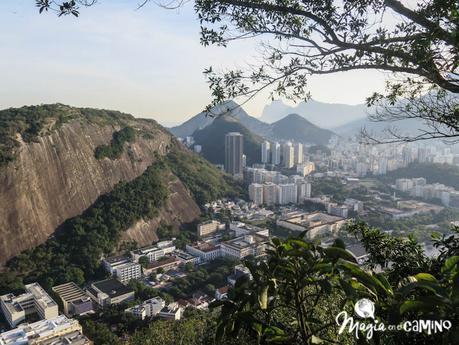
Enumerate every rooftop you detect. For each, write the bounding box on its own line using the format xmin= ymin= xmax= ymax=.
xmin=92 ymin=279 xmax=134 ymax=298
xmin=52 ymin=282 xmax=88 ymax=303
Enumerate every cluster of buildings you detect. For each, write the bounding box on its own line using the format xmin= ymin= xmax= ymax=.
xmin=246 ymin=168 xmax=312 ymax=206
xmin=0 ymin=283 xmax=93 ymax=345
xmin=395 ymin=178 xmax=459 ymax=207
xmin=186 ymin=221 xmax=270 ymax=262
xmin=261 ymin=140 xmax=305 ymax=168
xmin=324 ymin=141 xmax=459 ymax=177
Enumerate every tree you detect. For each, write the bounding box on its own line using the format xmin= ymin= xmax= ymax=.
xmin=212 ymin=226 xmax=459 ymax=344
xmin=138 ymin=255 xmax=150 ymax=268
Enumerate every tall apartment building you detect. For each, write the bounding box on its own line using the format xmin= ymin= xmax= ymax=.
xmin=283 ymin=142 xmax=294 ymax=168
xmin=261 ymin=141 xmax=271 ymax=163
xmin=271 ymin=142 xmax=281 ymax=165
xmin=225 ymin=132 xmax=244 ymax=176
xmin=294 ymin=143 xmax=303 ymax=164
xmin=296 ymin=182 xmax=312 ymax=203
xmin=197 ymin=220 xmax=222 ymax=238
xmin=1 ymin=283 xmax=59 ymax=328
xmin=249 ymin=183 xmax=264 ymax=206
xmin=263 ymin=182 xmax=278 ymax=206
xmin=277 ymin=184 xmax=298 ymax=205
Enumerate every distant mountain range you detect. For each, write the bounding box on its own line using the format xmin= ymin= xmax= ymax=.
xmin=261 ymin=99 xmax=371 ymax=128
xmin=169 ymin=100 xmax=335 ymax=145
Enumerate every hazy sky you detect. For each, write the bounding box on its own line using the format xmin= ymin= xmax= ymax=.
xmin=0 ymin=0 xmax=388 ymax=125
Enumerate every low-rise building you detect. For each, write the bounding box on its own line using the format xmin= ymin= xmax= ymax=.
xmin=86 ymin=279 xmax=134 ymax=307
xmin=130 ymin=241 xmax=176 ymax=263
xmin=174 ymin=250 xmax=201 ymax=265
xmin=277 ymin=212 xmax=346 ymax=239
xmin=125 ymin=297 xmax=166 ymax=320
xmin=52 ymin=283 xmax=93 ymax=317
xmin=186 ymin=242 xmax=221 ymax=262
xmin=157 ymin=303 xmax=183 ymax=320
xmin=197 ymin=220 xmax=223 ymax=238
xmin=215 ymin=286 xmax=229 ymax=301
xmin=0 ymin=315 xmax=88 ymax=345
xmin=1 ymin=283 xmax=59 ymax=328
xmin=220 ymin=235 xmax=268 ymax=260
xmin=143 ymin=256 xmax=181 ymax=275
xmin=102 ymin=256 xmax=142 ymax=283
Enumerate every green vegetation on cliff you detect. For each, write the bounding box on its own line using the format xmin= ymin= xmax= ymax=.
xmin=0 ymin=160 xmax=169 ymax=292
xmin=0 ymin=104 xmax=136 ymax=167
xmin=165 ymin=143 xmax=246 ymax=205
xmin=94 ymin=126 xmax=136 ymax=160
xmin=0 ymin=140 xmax=244 ymax=294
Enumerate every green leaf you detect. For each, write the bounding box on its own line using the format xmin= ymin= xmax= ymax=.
xmin=259 ymin=286 xmax=268 ymax=310
xmin=324 ymin=247 xmax=357 ymax=263
xmin=413 ymin=273 xmax=438 ymax=283
xmin=442 ymin=256 xmax=459 ymax=273
xmin=400 ymin=300 xmax=433 ymax=314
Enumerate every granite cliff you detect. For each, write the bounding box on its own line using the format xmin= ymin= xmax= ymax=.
xmin=0 ymin=104 xmax=225 ymax=265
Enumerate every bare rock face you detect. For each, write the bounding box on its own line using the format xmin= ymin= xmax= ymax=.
xmin=0 ymin=118 xmax=200 ymax=264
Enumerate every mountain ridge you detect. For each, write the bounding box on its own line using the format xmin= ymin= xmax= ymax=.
xmin=0 ymin=104 xmax=238 ymax=265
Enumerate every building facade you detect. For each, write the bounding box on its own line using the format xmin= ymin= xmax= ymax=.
xmin=225 ymin=132 xmax=244 ymax=176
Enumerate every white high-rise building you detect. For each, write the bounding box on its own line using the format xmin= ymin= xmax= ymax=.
xmin=271 ymin=142 xmax=281 ymax=165
xmin=249 ymin=183 xmax=264 ymax=206
xmin=277 ymin=184 xmax=297 ymax=205
xmin=263 ymin=182 xmax=278 ymax=206
xmin=261 ymin=141 xmax=271 ymax=163
xmin=296 ymin=182 xmax=312 ymax=203
xmin=283 ymin=142 xmax=294 ymax=168
xmin=294 ymin=143 xmax=303 ymax=164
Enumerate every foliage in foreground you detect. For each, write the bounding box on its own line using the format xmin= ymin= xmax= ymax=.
xmin=213 ymin=222 xmax=459 ymax=344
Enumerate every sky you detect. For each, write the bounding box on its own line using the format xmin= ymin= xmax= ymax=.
xmin=0 ymin=0 xmax=388 ymax=126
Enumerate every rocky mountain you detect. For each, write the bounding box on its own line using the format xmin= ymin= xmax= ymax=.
xmin=171 ymin=100 xmax=336 ymax=147
xmin=0 ymin=104 xmax=238 ymax=265
xmin=169 ymin=100 xmax=271 ymax=138
xmin=192 ymin=114 xmax=264 ymax=166
xmin=270 ymin=114 xmax=335 ymax=145
xmin=261 ymin=99 xmax=370 ymax=128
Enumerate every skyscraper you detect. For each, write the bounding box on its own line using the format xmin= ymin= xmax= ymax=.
xmin=283 ymin=142 xmax=294 ymax=168
xmin=271 ymin=142 xmax=281 ymax=165
xmin=261 ymin=141 xmax=271 ymax=163
xmin=225 ymin=132 xmax=244 ymax=176
xmin=294 ymin=143 xmax=303 ymax=164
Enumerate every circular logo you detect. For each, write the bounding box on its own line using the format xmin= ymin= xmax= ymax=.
xmin=354 ymin=298 xmax=375 ymax=319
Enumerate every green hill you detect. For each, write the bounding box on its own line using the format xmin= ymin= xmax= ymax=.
xmin=192 ymin=114 xmax=264 ymax=166
xmin=270 ymin=113 xmax=335 ymax=145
